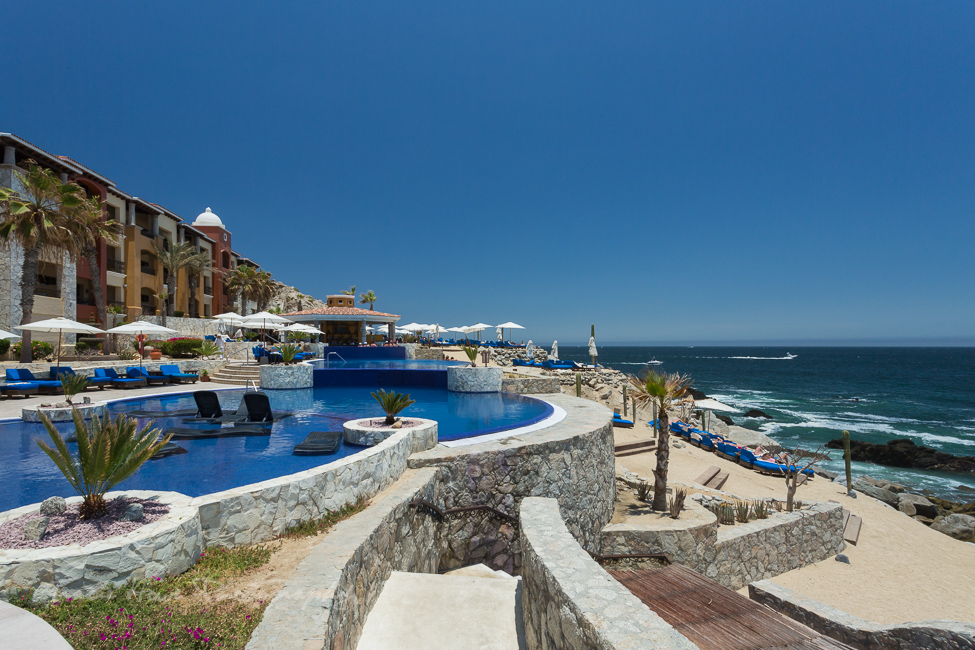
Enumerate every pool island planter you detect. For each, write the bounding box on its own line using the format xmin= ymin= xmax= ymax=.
xmin=259 ymin=363 xmax=314 ymax=389
xmin=343 ymin=417 xmax=438 ymax=449
xmin=446 ymin=366 xmax=502 ymax=393
xmin=0 ymin=491 xmax=201 ymax=602
xmin=22 ymin=401 xmax=109 ymax=423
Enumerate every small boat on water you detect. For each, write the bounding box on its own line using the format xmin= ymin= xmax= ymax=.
xmin=785 ymin=352 xmax=798 ymax=359
xmin=647 ymin=358 xmax=663 ymax=365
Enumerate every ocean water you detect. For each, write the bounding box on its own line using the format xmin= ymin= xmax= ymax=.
xmin=559 ymin=346 xmax=975 ymax=501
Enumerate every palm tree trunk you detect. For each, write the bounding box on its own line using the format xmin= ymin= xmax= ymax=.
xmin=18 ymin=244 xmax=41 ymax=363
xmin=83 ymin=245 xmax=108 ymax=344
xmin=188 ymin=273 xmax=198 ymax=318
xmin=652 ymin=407 xmax=670 ymax=511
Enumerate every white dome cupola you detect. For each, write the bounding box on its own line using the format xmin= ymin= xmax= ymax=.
xmin=193 ymin=207 xmax=224 ymax=227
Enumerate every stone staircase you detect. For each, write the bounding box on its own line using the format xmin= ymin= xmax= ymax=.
xmin=357 ymin=565 xmax=526 ymax=649
xmin=209 ymin=362 xmax=261 ymax=387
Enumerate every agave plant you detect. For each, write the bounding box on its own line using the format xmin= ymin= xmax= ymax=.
xmin=735 ymin=500 xmax=752 ymax=523
xmin=35 ymin=411 xmax=172 ymax=519
xmin=669 ymin=487 xmax=688 ymax=519
xmin=371 ymin=388 xmax=416 ymax=425
xmin=462 ymin=345 xmax=479 ymax=367
xmin=58 ymin=373 xmax=91 ymax=405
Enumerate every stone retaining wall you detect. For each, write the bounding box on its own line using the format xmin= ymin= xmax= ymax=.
xmin=246 ymin=468 xmax=443 ymax=650
xmin=194 ymin=425 xmax=437 ymax=547
xmin=600 ymin=499 xmax=845 ymax=590
xmin=502 ymin=376 xmax=562 ymax=394
xmin=408 ymin=394 xmax=615 ymax=574
xmin=0 ymin=491 xmax=201 ymax=602
xmin=749 ymin=580 xmax=975 ymax=649
xmin=520 ymin=497 xmax=698 ymax=650
xmin=258 ymin=363 xmax=313 ymax=389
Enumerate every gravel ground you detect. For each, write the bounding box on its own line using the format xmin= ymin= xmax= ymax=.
xmin=0 ymin=497 xmax=169 ymax=550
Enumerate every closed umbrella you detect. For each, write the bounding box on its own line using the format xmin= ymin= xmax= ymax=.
xmin=105 ymin=320 xmax=179 ymax=370
xmin=588 ymin=335 xmax=598 ymax=367
xmin=525 ymin=340 xmax=534 ymax=360
xmin=551 ymin=340 xmax=559 ymax=361
xmin=17 ymin=317 xmax=106 ymax=373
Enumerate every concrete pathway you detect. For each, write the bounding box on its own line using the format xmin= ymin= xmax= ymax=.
xmin=0 ymin=599 xmax=71 ymax=649
xmin=357 ymin=567 xmax=526 ymax=650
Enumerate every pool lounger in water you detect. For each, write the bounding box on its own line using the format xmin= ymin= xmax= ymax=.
xmin=150 ymin=442 xmax=188 ymax=459
xmin=164 ymin=425 xmax=272 ymax=439
xmin=293 ymin=431 xmax=343 ymax=456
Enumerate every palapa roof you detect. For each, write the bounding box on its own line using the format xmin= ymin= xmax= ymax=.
xmin=284 ymin=306 xmax=400 ymax=322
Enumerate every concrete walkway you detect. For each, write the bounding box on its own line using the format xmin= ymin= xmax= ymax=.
xmin=0 ymin=381 xmax=236 ymax=420
xmin=357 ymin=567 xmax=526 ymax=650
xmin=0 ymin=599 xmax=71 ymax=649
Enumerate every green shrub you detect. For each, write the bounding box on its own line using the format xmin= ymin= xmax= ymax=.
xmin=199 ymin=341 xmax=220 ymax=358
xmin=278 ymin=343 xmax=301 ymax=364
xmin=58 ymin=373 xmax=91 ymax=405
xmin=174 ymin=310 xmax=184 ymax=317
xmin=12 ymin=340 xmax=54 ymax=360
xmin=0 ymin=338 xmax=10 ymax=355
xmin=159 ymin=338 xmax=204 ymax=358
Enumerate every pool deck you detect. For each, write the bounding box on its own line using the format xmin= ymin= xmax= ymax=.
xmin=0 ymin=382 xmax=235 ymax=421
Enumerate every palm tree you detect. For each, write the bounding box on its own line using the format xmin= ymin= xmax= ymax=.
xmin=359 ymin=290 xmax=377 ymax=310
xmin=152 ymin=240 xmax=211 ymax=326
xmin=0 ymin=162 xmax=86 ymax=362
xmin=224 ymin=265 xmax=258 ymax=315
xmin=185 ymin=249 xmax=212 ymax=318
xmin=628 ymin=370 xmax=692 ymax=511
xmin=74 ymin=196 xmax=123 ymax=333
xmin=252 ymin=270 xmax=276 ymax=311
xmin=341 ymin=285 xmax=356 ymax=296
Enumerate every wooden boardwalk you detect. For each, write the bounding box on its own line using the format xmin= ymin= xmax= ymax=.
xmin=610 ymin=565 xmax=852 ymax=650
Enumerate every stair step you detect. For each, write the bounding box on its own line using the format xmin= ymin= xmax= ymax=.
xmin=357 ymin=571 xmax=524 ymax=650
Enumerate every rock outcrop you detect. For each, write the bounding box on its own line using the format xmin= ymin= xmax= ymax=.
xmin=826 ymin=437 xmax=975 ymax=474
xmin=931 ymin=513 xmax=975 ymax=541
xmin=742 ymin=409 xmax=773 ymax=419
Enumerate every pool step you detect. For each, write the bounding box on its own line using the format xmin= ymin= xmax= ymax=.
xmin=209 ymin=363 xmax=262 ymax=386
xmin=357 ymin=569 xmax=525 ymax=650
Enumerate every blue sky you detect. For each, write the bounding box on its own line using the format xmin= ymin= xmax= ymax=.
xmin=4 ymin=2 xmax=973 ymax=344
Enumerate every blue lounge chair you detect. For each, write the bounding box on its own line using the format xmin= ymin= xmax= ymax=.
xmin=94 ymin=368 xmax=146 ymax=388
xmin=7 ymin=369 xmax=62 ymax=394
xmin=127 ymin=367 xmax=170 ymax=386
xmin=612 ymin=413 xmax=634 ymax=428
xmin=714 ymin=440 xmax=742 ymax=462
xmin=159 ymin=364 xmax=198 ymax=383
xmin=1 ymin=382 xmax=40 ymax=398
xmin=49 ymin=366 xmax=112 ymax=389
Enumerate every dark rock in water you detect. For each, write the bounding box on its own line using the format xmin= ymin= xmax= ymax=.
xmin=24 ymin=517 xmax=49 ymax=541
xmin=714 ymin=413 xmax=735 ymax=426
xmin=687 ymin=387 xmax=708 ymax=401
xmin=835 ymin=554 xmax=850 ymax=564
xmin=826 ymin=438 xmax=975 ymax=474
xmin=742 ymin=409 xmax=772 ymax=419
xmin=40 ymin=496 xmax=66 ymax=516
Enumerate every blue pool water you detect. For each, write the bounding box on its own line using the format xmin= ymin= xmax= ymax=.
xmin=311 ymin=359 xmax=468 ymax=370
xmin=0 ymin=387 xmax=549 ymax=511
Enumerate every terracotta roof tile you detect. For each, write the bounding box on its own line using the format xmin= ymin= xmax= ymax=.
xmin=285 ymin=306 xmax=400 ymax=318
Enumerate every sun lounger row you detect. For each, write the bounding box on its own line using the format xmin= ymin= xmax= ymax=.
xmin=1 ymin=364 xmax=199 ymax=398
xmin=668 ymin=421 xmax=814 ymax=476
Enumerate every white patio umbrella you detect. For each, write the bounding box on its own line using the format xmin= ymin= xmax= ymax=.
xmin=551 ymin=340 xmax=559 ymax=360
xmin=105 ymin=320 xmax=179 ymax=370
xmin=588 ymin=335 xmax=598 ymax=367
xmin=17 ymin=317 xmax=107 ymax=372
xmin=0 ymin=328 xmax=22 ymax=340
xmin=213 ymin=311 xmax=243 ymax=321
xmin=495 ymin=321 xmax=525 ymax=343
xmin=467 ymin=323 xmax=493 ymax=342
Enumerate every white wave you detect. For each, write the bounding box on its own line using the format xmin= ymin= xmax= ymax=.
xmin=772 ymin=411 xmax=975 ymax=447
xmin=912 ymin=431 xmax=975 ymax=447
xmin=727 ymin=355 xmax=798 ymax=360
xmin=836 ymin=412 xmax=925 ymax=425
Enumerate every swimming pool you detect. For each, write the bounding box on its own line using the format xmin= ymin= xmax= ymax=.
xmin=0 ymin=387 xmax=551 ymax=512
xmin=311 ymin=359 xmax=468 ymax=370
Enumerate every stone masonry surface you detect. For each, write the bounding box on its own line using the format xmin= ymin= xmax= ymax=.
xmin=408 ymin=393 xmax=616 ymax=574
xmin=447 ymin=366 xmax=502 ymax=392
xmin=259 ymin=363 xmax=313 ymax=389
xmin=343 ymin=418 xmax=437 ymax=449
xmin=749 ymin=580 xmax=975 ymax=649
xmin=600 ymin=497 xmax=845 ymax=590
xmin=0 ymin=491 xmax=200 ymax=602
xmin=520 ymin=497 xmax=699 ymax=650
xmin=502 ymin=376 xmax=562 ymax=394
xmin=246 ymin=468 xmax=443 ymax=650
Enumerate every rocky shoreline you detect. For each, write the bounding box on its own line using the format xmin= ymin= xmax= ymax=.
xmin=826 ymin=437 xmax=975 ymax=474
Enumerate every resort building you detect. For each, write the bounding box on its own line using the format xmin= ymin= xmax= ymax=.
xmin=286 ymin=295 xmax=400 ymax=345
xmin=0 ymin=133 xmax=263 ymax=339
